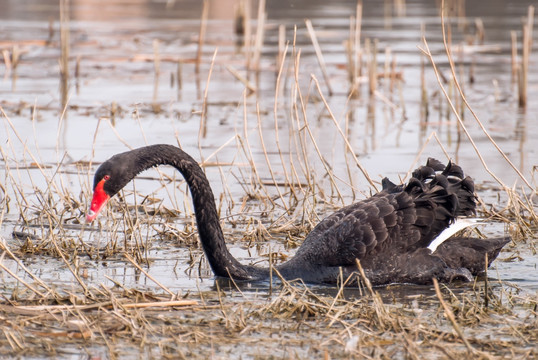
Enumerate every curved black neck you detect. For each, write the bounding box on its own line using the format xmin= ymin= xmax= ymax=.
xmin=126 ymin=144 xmax=254 ymax=279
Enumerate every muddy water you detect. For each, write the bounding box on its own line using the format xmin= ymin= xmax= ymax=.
xmin=1 ymin=0 xmax=537 ymax=300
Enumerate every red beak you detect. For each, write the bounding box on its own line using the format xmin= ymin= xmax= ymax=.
xmin=86 ymin=179 xmax=110 ymax=223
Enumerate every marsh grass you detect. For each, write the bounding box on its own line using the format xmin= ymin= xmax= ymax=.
xmin=0 ymin=0 xmax=537 ymax=358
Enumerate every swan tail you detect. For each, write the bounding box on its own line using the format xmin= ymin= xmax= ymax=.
xmin=411 ymin=158 xmax=477 ymax=217
xmin=401 ymin=158 xmax=477 ymax=249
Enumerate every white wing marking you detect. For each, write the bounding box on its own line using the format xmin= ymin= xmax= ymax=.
xmin=428 ymin=218 xmax=483 ymax=253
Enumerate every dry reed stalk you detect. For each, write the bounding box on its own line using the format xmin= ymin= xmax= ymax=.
xmin=290 ymin=49 xmax=314 ymax=202
xmin=176 ymin=59 xmax=182 ymax=100
xmin=1 ymin=109 xmax=64 ymax=199
xmin=511 ymin=30 xmax=518 ymax=85
xmin=256 ymin=103 xmax=288 ymax=212
xmin=368 ymin=39 xmax=378 ymax=95
xmin=400 ymin=131 xmax=451 ymax=180
xmin=152 ymin=39 xmax=161 ymax=113
xmin=123 ymin=252 xmax=175 ymax=297
xmin=0 ymin=253 xmax=46 ymax=298
xmin=51 ymin=234 xmax=92 ymax=297
xmin=383 ymin=47 xmax=391 ymax=87
xmin=1 ymin=49 xmax=12 ymax=78
xmin=353 ymin=1 xmax=363 ymax=95
xmin=8 ymin=45 xmax=21 ymax=90
xmin=395 ymin=0 xmax=406 ymax=17
xmin=47 ymin=17 xmax=54 ymax=44
xmin=474 ymin=17 xmax=485 ymax=44
xmin=277 ymin=24 xmax=286 ymax=71
xmin=342 ymin=112 xmax=357 ymax=202
xmin=420 ymin=23 xmax=429 ymax=125
xmin=390 ymin=52 xmax=397 ymax=94
xmin=195 ymin=0 xmax=209 ymax=76
xmin=225 ymin=65 xmax=256 ymax=94
xmin=296 ymin=95 xmax=344 ymax=204
xmin=251 ymin=0 xmax=266 ymax=72
xmin=198 ymin=48 xmax=218 ymax=145
xmin=200 ymin=136 xmax=237 ymax=167
xmin=75 ymin=54 xmax=81 ymax=94
xmin=433 ymin=279 xmax=485 ymax=357
xmin=346 ymin=18 xmax=355 ymax=86
xmin=518 ymin=5 xmax=534 ymax=108
xmin=273 ymin=45 xmax=302 ymax=209
xmin=419 ymin=1 xmax=533 ymax=191
xmin=236 ymin=93 xmax=274 ymax=206
xmin=59 ymin=0 xmax=69 ymax=112
xmin=526 ymin=5 xmax=534 ymax=49
xmin=243 ymin=0 xmax=252 ymax=66
xmin=383 ymin=0 xmax=391 ymax=29
xmin=234 ymin=0 xmax=245 ymax=36
xmin=290 ymin=69 xmax=337 ymax=215
xmin=305 ymin=19 xmax=333 ymax=96
xmin=310 ymin=76 xmax=377 ymax=190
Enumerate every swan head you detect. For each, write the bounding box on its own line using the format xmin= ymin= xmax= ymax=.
xmin=86 ymin=152 xmax=137 ymax=222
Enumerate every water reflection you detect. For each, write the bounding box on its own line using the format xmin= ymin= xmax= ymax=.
xmin=0 ymin=0 xmax=536 ymax=294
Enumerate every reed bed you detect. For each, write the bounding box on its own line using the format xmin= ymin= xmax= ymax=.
xmin=0 ymin=0 xmax=537 ymax=358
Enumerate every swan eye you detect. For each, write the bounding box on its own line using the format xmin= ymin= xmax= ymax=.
xmin=103 ymin=175 xmax=110 ymax=180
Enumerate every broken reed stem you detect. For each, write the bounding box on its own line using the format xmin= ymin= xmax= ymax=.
xmin=305 ymin=19 xmax=333 ymax=96
xmin=195 ymin=0 xmax=209 ymax=75
xmin=518 ymin=5 xmax=534 ymax=108
xmin=9 ymin=299 xmax=197 ymax=314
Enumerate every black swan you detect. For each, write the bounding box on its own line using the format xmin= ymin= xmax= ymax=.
xmin=86 ymin=144 xmax=509 ymax=286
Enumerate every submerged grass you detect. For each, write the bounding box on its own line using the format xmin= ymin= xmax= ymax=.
xmin=0 ymin=0 xmax=537 ymax=358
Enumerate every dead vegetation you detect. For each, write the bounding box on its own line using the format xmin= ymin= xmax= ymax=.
xmin=0 ymin=0 xmax=537 ymax=358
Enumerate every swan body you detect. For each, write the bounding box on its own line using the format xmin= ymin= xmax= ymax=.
xmin=87 ymin=144 xmax=509 ymax=286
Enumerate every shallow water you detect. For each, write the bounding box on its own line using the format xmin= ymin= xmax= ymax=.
xmin=0 ymin=1 xmax=537 ymax=354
